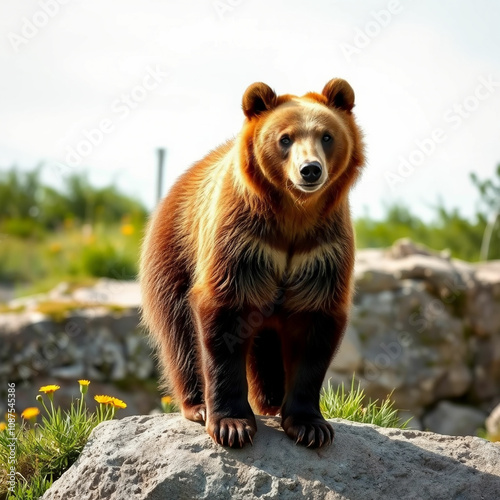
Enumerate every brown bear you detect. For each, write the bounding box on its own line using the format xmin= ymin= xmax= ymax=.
xmin=140 ymin=78 xmax=365 ymax=448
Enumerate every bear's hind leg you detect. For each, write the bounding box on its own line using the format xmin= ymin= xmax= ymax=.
xmin=247 ymin=329 xmax=285 ymax=416
xmin=156 ymin=301 xmax=206 ymax=423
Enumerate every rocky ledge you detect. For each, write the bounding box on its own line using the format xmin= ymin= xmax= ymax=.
xmin=42 ymin=414 xmax=500 ymax=500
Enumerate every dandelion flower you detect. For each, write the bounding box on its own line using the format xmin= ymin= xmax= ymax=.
xmin=120 ymin=224 xmax=135 ymax=236
xmin=94 ymin=395 xmax=113 ymax=405
xmin=39 ymin=385 xmax=60 ymax=394
xmin=39 ymin=385 xmax=60 ymax=402
xmin=109 ymin=397 xmax=127 ymax=409
xmin=161 ymin=395 xmax=175 ymax=413
xmin=78 ymin=379 xmax=90 ymax=395
xmin=49 ymin=242 xmax=62 ymax=254
xmin=0 ymin=422 xmax=6 ymax=431
xmin=21 ymin=407 xmax=40 ymax=420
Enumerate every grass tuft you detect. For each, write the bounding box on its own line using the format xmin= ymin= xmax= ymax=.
xmin=320 ymin=378 xmax=411 ymax=429
xmin=0 ymin=381 xmax=126 ymax=500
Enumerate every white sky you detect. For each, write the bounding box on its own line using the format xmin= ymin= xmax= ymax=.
xmin=1 ymin=0 xmax=500 ymax=221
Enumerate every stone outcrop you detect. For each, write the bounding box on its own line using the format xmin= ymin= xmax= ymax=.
xmin=486 ymin=403 xmax=500 ymax=441
xmin=42 ymin=414 xmax=500 ymax=500
xmin=422 ymin=401 xmax=488 ymax=437
xmin=0 ymin=280 xmax=156 ymax=416
xmin=1 ymin=239 xmax=500 ymax=433
xmin=328 ymin=240 xmax=500 ymax=431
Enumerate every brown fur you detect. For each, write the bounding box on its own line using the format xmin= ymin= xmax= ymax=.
xmin=140 ymin=79 xmax=365 ymax=448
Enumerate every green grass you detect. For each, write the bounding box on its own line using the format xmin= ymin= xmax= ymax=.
xmin=0 ymin=382 xmax=127 ymax=500
xmin=320 ymin=378 xmax=411 ymax=429
xmin=0 ymin=223 xmax=141 ymax=299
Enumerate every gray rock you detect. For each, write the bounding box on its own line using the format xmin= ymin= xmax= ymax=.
xmin=329 ymin=325 xmax=362 ymax=373
xmin=467 ymin=261 xmax=500 ymax=337
xmin=354 ymin=267 xmax=401 ymax=293
xmin=51 ymin=363 xmax=85 ymax=379
xmin=423 ymin=401 xmax=487 ymax=436
xmin=386 ymin=238 xmax=450 ymax=259
xmin=352 ymin=281 xmax=472 ymax=413
xmin=486 ymin=403 xmax=500 ymax=441
xmin=72 ymin=279 xmax=141 ymax=307
xmin=42 ymin=414 xmax=500 ymax=500
xmin=470 ymin=334 xmax=500 ymax=402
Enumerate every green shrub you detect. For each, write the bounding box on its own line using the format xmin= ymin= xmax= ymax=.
xmin=80 ymin=244 xmax=137 ymax=279
xmin=0 ymin=218 xmax=44 ymax=239
xmin=0 ymin=166 xmax=147 ymax=237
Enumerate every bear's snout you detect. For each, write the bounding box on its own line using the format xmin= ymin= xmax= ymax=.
xmin=299 ymin=161 xmax=322 ymax=184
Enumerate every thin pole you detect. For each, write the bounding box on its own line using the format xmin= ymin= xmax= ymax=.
xmin=157 ymin=148 xmax=166 ymax=204
xmin=480 ymin=210 xmax=499 ymax=261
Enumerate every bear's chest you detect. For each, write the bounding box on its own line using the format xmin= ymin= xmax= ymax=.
xmin=236 ymin=239 xmax=348 ymax=311
xmin=281 ymin=244 xmax=347 ymax=311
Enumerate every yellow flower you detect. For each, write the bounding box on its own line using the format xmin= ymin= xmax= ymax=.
xmin=161 ymin=395 xmax=175 ymax=413
xmin=64 ymin=217 xmax=74 ymax=230
xmin=39 ymin=385 xmax=60 ymax=394
xmin=0 ymin=422 xmax=6 ymax=431
xmin=49 ymin=242 xmax=62 ymax=254
xmin=120 ymin=224 xmax=135 ymax=236
xmin=78 ymin=379 xmax=90 ymax=395
xmin=21 ymin=407 xmax=40 ymax=420
xmin=94 ymin=395 xmax=127 ymax=409
xmin=84 ymin=234 xmax=96 ymax=245
xmin=109 ymin=397 xmax=127 ymax=409
xmin=94 ymin=395 xmax=113 ymax=405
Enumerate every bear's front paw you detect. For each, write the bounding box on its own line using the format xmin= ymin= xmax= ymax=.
xmin=207 ymin=415 xmax=257 ymax=448
xmin=282 ymin=415 xmax=334 ymax=448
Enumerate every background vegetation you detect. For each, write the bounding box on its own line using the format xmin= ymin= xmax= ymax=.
xmin=355 ymin=164 xmax=500 ymax=261
xmin=0 ymin=166 xmax=146 ymax=295
xmin=0 ymin=164 xmax=499 ymax=297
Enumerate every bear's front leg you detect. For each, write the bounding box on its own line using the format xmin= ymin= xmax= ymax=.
xmin=280 ymin=310 xmax=347 ymax=448
xmin=191 ymin=291 xmax=257 ymax=448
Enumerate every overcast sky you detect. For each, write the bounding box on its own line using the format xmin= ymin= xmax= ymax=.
xmin=1 ymin=0 xmax=500 ymax=220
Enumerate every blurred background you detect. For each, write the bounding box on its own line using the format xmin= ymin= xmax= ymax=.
xmin=1 ymin=0 xmax=499 ymax=439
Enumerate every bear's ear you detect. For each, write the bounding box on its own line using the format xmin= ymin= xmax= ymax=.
xmin=322 ymin=78 xmax=355 ymax=112
xmin=242 ymin=82 xmax=277 ymax=119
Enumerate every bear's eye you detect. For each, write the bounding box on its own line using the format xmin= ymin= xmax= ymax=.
xmin=280 ymin=134 xmax=292 ymax=146
xmin=322 ymin=133 xmax=333 ymax=143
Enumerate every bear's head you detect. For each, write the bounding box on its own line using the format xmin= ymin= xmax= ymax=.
xmin=240 ymin=79 xmax=364 ymax=210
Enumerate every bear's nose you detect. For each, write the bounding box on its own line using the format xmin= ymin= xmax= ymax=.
xmin=299 ymin=161 xmax=322 ymax=183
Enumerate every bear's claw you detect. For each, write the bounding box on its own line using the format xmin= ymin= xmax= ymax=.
xmin=208 ymin=417 xmax=256 ymax=448
xmin=283 ymin=415 xmax=334 ymax=448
